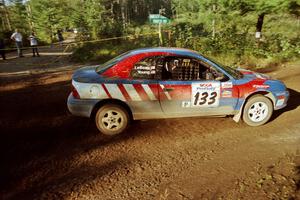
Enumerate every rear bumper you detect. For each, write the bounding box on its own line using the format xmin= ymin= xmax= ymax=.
xmin=67 ymin=93 xmax=99 ymax=117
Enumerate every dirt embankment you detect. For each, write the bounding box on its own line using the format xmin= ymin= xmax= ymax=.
xmin=0 ymin=52 xmax=299 ymax=199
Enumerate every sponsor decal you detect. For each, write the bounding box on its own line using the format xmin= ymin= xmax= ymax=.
xmin=221 ymin=82 xmax=233 ymax=89
xmin=221 ymin=90 xmax=232 ymax=98
xmin=198 ymin=83 xmax=213 ymax=88
xmin=134 ymin=65 xmax=156 ymax=75
xmin=137 ymin=70 xmax=156 ymax=75
xmin=134 ymin=65 xmax=155 ymax=70
xmin=253 ymin=85 xmax=270 ymax=89
xmin=276 ymin=99 xmax=285 ymax=107
xmin=191 ymin=82 xmax=220 ymax=107
xmin=182 ymin=101 xmax=191 ymax=108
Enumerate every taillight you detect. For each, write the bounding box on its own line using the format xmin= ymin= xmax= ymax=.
xmin=71 ymin=84 xmax=80 ymax=99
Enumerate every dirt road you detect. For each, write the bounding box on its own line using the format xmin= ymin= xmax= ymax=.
xmin=0 ymin=48 xmax=299 ymax=200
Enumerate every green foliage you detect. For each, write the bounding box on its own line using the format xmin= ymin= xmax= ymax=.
xmin=167 ymin=0 xmax=300 ymax=68
xmin=29 ymin=0 xmax=71 ymax=42
xmin=71 ymin=35 xmax=159 ymax=63
xmin=8 ymin=0 xmax=29 ymax=31
xmin=1 ymin=0 xmax=299 ymax=68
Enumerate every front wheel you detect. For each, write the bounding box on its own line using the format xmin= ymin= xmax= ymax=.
xmin=242 ymin=95 xmax=273 ymax=126
xmin=95 ymin=104 xmax=129 ymax=135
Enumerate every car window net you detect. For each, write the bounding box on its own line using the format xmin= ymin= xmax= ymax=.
xmin=162 ymin=57 xmax=221 ymax=81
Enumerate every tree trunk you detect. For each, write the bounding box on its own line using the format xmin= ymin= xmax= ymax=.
xmin=26 ymin=3 xmax=34 ymax=31
xmin=1 ymin=0 xmax=12 ymax=31
xmin=121 ymin=0 xmax=126 ymax=30
xmin=212 ymin=4 xmax=216 ymax=38
xmin=255 ymin=13 xmax=265 ymax=39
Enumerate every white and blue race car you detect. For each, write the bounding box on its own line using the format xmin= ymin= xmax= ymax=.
xmin=68 ymin=48 xmax=289 ymax=135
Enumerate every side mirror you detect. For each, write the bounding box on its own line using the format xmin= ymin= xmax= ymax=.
xmin=215 ymin=75 xmax=225 ymax=81
xmin=216 ymin=74 xmax=229 ymax=82
xmin=205 ymin=72 xmax=214 ymax=80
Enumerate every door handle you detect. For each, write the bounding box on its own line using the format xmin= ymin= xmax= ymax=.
xmin=163 ymin=88 xmax=174 ymax=92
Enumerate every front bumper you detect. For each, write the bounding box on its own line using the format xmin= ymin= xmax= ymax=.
xmin=274 ymin=90 xmax=289 ymax=110
xmin=67 ymin=93 xmax=99 ymax=117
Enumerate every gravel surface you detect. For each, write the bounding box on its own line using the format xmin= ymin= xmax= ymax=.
xmin=0 ymin=50 xmax=299 ymax=200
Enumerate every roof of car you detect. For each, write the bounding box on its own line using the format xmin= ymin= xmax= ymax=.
xmin=129 ymin=47 xmax=200 ymax=56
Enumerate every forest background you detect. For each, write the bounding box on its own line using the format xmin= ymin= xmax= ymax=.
xmin=0 ymin=0 xmax=299 ymax=67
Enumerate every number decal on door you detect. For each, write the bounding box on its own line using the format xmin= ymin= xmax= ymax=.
xmin=192 ymin=83 xmax=220 ymax=107
xmin=193 ymin=91 xmax=218 ymax=106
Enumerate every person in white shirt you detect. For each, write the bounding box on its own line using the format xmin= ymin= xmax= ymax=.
xmin=10 ymin=29 xmax=23 ymax=57
xmin=28 ymin=32 xmax=40 ymax=57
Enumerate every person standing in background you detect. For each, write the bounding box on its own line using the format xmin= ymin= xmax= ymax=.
xmin=10 ymin=29 xmax=24 ymax=57
xmin=57 ymin=30 xmax=64 ymax=46
xmin=28 ymin=32 xmax=40 ymax=57
xmin=0 ymin=37 xmax=6 ymax=60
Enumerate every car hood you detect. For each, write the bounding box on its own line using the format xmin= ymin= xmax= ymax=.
xmin=238 ymin=68 xmax=271 ymax=80
xmin=236 ymin=68 xmax=287 ymax=91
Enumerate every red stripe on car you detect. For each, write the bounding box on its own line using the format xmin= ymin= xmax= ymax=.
xmin=134 ymin=84 xmax=149 ymax=101
xmin=101 ymin=83 xmax=112 ymax=98
xmin=118 ymin=84 xmax=131 ymax=101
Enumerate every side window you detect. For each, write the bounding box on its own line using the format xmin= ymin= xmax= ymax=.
xmin=131 ymin=56 xmax=163 ymax=79
xmin=162 ymin=56 xmax=228 ymax=81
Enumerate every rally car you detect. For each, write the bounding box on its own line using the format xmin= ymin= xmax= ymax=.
xmin=67 ymin=47 xmax=289 ymax=135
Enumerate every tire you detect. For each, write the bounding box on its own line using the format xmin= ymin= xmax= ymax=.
xmin=242 ymin=95 xmax=273 ymax=126
xmin=95 ymin=104 xmax=129 ymax=135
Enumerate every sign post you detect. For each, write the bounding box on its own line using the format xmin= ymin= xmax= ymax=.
xmin=149 ymin=13 xmax=170 ymax=46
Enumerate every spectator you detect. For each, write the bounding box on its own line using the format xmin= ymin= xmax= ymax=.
xmin=57 ymin=30 xmax=64 ymax=46
xmin=28 ymin=32 xmax=40 ymax=57
xmin=10 ymin=29 xmax=24 ymax=57
xmin=0 ymin=38 xmax=6 ymax=60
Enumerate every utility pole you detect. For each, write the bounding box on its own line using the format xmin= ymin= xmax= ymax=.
xmin=158 ymin=8 xmax=165 ymax=46
xmin=212 ymin=4 xmax=216 ymax=38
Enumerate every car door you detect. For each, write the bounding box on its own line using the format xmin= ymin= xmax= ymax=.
xmin=158 ymin=56 xmax=238 ymax=117
xmin=126 ymin=56 xmax=164 ymax=119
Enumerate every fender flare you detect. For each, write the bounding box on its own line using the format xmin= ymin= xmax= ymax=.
xmin=91 ymin=98 xmax=133 ymax=121
xmin=233 ymin=91 xmax=275 ymax=122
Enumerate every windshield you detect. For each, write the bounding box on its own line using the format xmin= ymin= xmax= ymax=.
xmin=221 ymin=65 xmax=244 ymax=79
xmin=95 ymin=50 xmax=133 ymax=73
xmin=201 ymin=55 xmax=243 ymax=79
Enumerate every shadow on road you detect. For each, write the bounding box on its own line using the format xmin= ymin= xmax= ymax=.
xmin=0 ymin=87 xmax=226 ymax=199
xmin=271 ymin=88 xmax=300 ymax=122
xmin=295 ymin=153 xmax=300 ymax=193
xmin=297 ymin=165 xmax=300 ymax=191
xmin=0 ymin=75 xmax=299 ymax=199
xmin=0 ymin=79 xmax=155 ymax=199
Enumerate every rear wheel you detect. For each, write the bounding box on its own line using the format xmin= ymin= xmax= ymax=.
xmin=95 ymin=104 xmax=129 ymax=135
xmin=242 ymin=95 xmax=273 ymax=126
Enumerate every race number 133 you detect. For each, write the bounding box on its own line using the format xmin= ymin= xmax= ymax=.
xmin=191 ymin=82 xmax=220 ymax=107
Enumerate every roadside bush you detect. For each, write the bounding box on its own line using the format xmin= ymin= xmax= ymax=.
xmin=171 ymin=24 xmax=300 ymax=69
xmin=71 ymin=35 xmax=159 ymax=63
xmin=71 ymin=22 xmax=300 ymax=69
